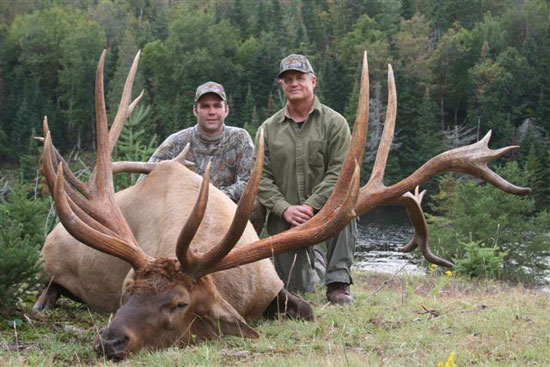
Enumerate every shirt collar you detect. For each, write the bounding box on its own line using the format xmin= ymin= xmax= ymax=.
xmin=277 ymin=95 xmax=322 ymax=123
xmin=193 ymin=125 xmax=225 ymax=143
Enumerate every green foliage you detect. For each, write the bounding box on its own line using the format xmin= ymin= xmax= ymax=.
xmin=18 ymin=129 xmax=40 ymax=181
xmin=0 ymin=185 xmax=49 ymax=313
xmin=427 ymin=162 xmax=550 ymax=283
xmin=1 ymin=1 xmax=550 ymax=214
xmin=112 ymin=105 xmax=157 ymax=190
xmin=454 ymin=241 xmax=508 ymax=279
xmin=0 ymin=213 xmax=41 ymax=313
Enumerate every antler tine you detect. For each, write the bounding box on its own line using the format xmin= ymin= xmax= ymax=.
xmin=173 ymin=142 xmax=191 ymax=164
xmin=176 ymin=161 xmax=212 ymax=272
xmin=42 ymin=50 xmax=155 ymax=270
xmin=126 ymin=90 xmax=144 ymax=121
xmin=349 ymin=51 xmax=370 ymax=167
xmin=396 ymin=187 xmax=424 ymax=253
xmin=42 ymin=117 xmax=90 ymax=197
xmin=394 ymin=187 xmax=453 ymax=267
xmin=52 ymin=163 xmax=151 ymax=269
xmin=108 ymin=51 xmax=142 ymax=155
xmin=187 ymin=129 xmax=266 ymax=278
xmin=42 ymin=131 xmax=113 ymax=235
xmin=310 ymin=51 xmax=369 ymax=217
xmin=111 ymin=144 xmax=193 ymax=175
xmin=111 ymin=161 xmax=162 ymax=174
xmin=92 ymin=49 xmax=113 ymax=200
xmin=42 ymin=130 xmax=97 ymax=217
xmin=366 ymin=63 xmax=396 ymax=187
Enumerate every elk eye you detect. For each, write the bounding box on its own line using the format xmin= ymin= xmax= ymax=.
xmin=172 ymin=302 xmax=187 ymax=312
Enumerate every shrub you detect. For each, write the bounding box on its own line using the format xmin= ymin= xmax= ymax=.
xmin=427 ymin=162 xmax=550 ymax=283
xmin=0 ymin=212 xmax=42 ymax=312
xmin=112 ymin=105 xmax=157 ymax=190
xmin=454 ymin=241 xmax=508 ymax=279
xmin=0 ymin=184 xmax=49 ymax=314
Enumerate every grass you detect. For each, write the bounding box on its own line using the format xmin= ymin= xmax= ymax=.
xmin=1 ymin=271 xmax=549 ymax=366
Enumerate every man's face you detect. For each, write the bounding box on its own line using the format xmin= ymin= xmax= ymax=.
xmin=279 ymin=71 xmax=316 ymax=103
xmin=193 ymin=94 xmax=229 ymax=137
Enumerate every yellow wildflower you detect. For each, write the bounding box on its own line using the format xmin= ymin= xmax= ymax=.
xmin=445 ymin=270 xmax=453 ymax=277
xmin=437 ymin=352 xmax=455 ymax=367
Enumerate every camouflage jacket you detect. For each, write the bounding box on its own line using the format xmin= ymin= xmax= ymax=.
xmin=148 ymin=125 xmax=254 ymax=202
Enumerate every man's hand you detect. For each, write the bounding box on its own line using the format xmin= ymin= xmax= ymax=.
xmin=282 ymin=204 xmax=315 ymax=227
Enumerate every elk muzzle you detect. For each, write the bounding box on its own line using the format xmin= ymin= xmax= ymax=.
xmin=95 ymin=326 xmax=134 ymax=360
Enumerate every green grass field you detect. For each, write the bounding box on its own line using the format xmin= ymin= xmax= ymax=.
xmin=1 ymin=271 xmax=549 ymax=366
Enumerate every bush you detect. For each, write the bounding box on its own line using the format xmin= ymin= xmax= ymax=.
xmin=454 ymin=241 xmax=508 ymax=279
xmin=0 ymin=212 xmax=42 ymax=312
xmin=427 ymin=162 xmax=550 ymax=284
xmin=0 ymin=184 xmax=49 ymax=314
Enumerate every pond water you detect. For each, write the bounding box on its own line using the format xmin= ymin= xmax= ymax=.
xmin=354 ymin=206 xmax=425 ymax=276
xmin=354 ymin=207 xmax=550 ymax=291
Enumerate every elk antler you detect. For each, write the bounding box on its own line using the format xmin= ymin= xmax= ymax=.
xmin=41 ymin=50 xmax=153 ymax=270
xmin=111 ymin=143 xmax=193 ymax=174
xmin=393 ymin=187 xmax=453 ymax=267
xmin=347 ymin=64 xmax=529 ymax=266
xmin=354 ymin=65 xmax=530 ymax=217
xmin=195 ymin=51 xmax=530 ymax=275
xmin=176 ymin=130 xmax=266 ymax=278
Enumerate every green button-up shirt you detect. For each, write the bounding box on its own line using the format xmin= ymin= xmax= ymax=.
xmin=257 ymin=96 xmax=351 ymax=233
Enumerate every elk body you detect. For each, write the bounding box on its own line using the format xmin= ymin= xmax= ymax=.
xmin=38 ymin=161 xmax=282 ymax=316
xmin=34 ymin=50 xmax=530 ymax=360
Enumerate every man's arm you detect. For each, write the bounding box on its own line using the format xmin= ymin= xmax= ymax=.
xmin=137 ymin=131 xmax=189 ymax=182
xmin=147 ymin=133 xmax=185 ymax=163
xmin=304 ymin=117 xmax=351 ymax=211
xmin=219 ymin=130 xmax=254 ymax=202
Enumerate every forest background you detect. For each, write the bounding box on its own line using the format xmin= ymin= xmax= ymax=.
xmin=1 ymin=0 xmax=550 ymax=308
xmin=1 ymin=0 xmax=550 ymax=195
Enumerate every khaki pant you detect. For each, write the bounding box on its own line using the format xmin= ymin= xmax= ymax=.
xmin=271 ymin=218 xmax=357 ymax=293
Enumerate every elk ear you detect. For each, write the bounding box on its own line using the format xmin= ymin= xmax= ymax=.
xmin=192 ymin=278 xmax=259 ymax=339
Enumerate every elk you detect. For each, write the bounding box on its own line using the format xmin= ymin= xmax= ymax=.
xmin=34 ymin=50 xmax=529 ymax=360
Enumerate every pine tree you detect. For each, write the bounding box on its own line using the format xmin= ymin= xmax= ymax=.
xmin=18 ymin=129 xmax=40 ymax=182
xmin=524 ymin=143 xmax=546 ymax=210
xmin=112 ymin=105 xmax=157 ymax=190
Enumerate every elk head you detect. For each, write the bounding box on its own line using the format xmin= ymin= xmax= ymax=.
xmin=41 ymin=50 xmax=529 ymax=359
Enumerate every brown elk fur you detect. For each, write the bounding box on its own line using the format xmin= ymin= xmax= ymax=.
xmin=39 ymin=161 xmax=283 ymax=320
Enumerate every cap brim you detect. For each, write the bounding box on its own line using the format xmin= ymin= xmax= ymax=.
xmin=195 ymin=91 xmax=226 ymax=103
xmin=277 ymin=68 xmax=314 ymax=79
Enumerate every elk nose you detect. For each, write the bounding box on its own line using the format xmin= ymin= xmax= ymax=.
xmin=95 ymin=328 xmax=131 ymax=360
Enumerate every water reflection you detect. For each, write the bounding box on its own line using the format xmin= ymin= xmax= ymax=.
xmin=354 ymin=206 xmax=424 ymax=275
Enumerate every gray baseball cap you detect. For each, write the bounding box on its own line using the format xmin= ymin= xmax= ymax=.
xmin=194 ymin=81 xmax=226 ymax=103
xmin=277 ymin=54 xmax=315 ymax=78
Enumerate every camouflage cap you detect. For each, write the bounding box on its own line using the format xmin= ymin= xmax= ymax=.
xmin=277 ymin=54 xmax=315 ymax=78
xmin=194 ymin=81 xmax=227 ymax=103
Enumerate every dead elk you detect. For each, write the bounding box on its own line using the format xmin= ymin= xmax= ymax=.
xmin=33 ymin=50 xmax=529 ymax=360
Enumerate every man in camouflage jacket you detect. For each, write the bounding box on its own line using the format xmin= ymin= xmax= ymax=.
xmin=146 ymin=81 xmax=254 ymax=204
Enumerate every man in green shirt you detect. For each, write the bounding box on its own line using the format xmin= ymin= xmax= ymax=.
xmin=257 ymin=54 xmax=356 ymax=305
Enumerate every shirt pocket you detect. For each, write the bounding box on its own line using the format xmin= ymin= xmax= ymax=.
xmin=307 ymin=140 xmax=326 ymax=169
